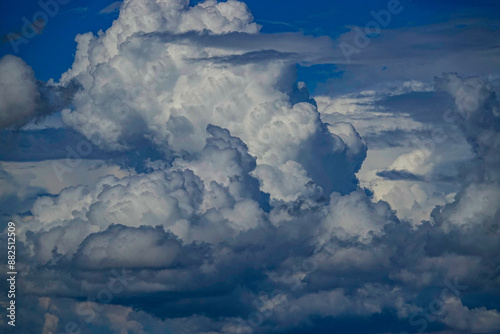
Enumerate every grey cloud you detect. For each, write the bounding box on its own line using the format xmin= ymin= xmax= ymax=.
xmin=322 ymin=17 xmax=500 ymax=94
xmin=73 ymin=224 xmax=208 ymax=270
xmin=0 ymin=55 xmax=40 ymax=129
xmin=376 ymin=169 xmax=424 ymax=181
xmin=0 ymin=55 xmax=80 ymax=130
xmin=187 ymin=49 xmax=299 ymax=65
xmin=138 ymin=30 xmax=339 ymax=65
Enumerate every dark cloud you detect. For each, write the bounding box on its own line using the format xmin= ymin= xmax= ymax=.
xmin=376 ymin=169 xmax=424 ymax=181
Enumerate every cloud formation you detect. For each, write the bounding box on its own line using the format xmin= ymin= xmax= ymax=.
xmin=1 ymin=1 xmax=500 ymax=334
xmin=56 ymin=0 xmax=362 ymax=201
xmin=0 ymin=55 xmax=80 ymax=130
xmin=0 ymin=55 xmax=40 ymax=128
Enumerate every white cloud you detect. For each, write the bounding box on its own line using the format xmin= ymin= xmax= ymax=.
xmin=0 ymin=55 xmax=39 ymax=128
xmin=99 ymin=1 xmax=122 ymax=14
xmin=3 ymin=1 xmax=500 ymax=334
xmin=318 ymin=189 xmax=397 ymax=243
xmin=56 ymin=0 xmax=361 ymax=201
xmin=440 ymin=296 xmax=500 ymax=333
xmin=74 ymin=225 xmax=183 ymax=269
xmin=0 ymin=55 xmax=80 ymax=130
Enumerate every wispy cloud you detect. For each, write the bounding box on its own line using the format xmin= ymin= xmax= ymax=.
xmin=99 ymin=1 xmax=122 ymax=15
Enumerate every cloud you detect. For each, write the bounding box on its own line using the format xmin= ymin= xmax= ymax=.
xmin=318 ymin=189 xmax=398 ymax=243
xmin=41 ymin=313 xmax=59 ymax=334
xmin=98 ymin=1 xmax=122 ymax=14
xmin=315 ymin=77 xmax=492 ymax=224
xmin=0 ymin=55 xmax=81 ymax=130
xmin=1 ymin=17 xmax=46 ymax=44
xmin=376 ymin=169 xmax=424 ymax=181
xmin=14 ymin=116 xmax=500 ymax=333
xmin=0 ymin=55 xmax=40 ymax=128
xmin=431 ymin=73 xmax=500 ymax=233
xmin=142 ymin=30 xmax=337 ymax=64
xmin=3 ymin=1 xmax=500 ymax=334
xmin=322 ymin=17 xmax=500 ymax=94
xmin=440 ymin=296 xmax=500 ymax=333
xmin=73 ymin=224 xmax=194 ymax=270
xmin=17 ymin=125 xmax=266 ymax=264
xmin=55 ymin=0 xmax=363 ymax=201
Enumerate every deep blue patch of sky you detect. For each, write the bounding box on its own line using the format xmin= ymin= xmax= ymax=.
xmin=1 ymin=0 xmax=498 ymax=89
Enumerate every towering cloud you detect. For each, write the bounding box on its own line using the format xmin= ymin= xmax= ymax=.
xmin=2 ymin=1 xmax=500 ymax=334
xmin=57 ymin=0 xmax=362 ymax=201
xmin=432 ymin=74 xmax=500 ymax=234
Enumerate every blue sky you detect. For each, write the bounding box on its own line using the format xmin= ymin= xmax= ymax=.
xmin=1 ymin=1 xmax=500 ymax=333
xmin=1 ymin=0 xmax=498 ymax=86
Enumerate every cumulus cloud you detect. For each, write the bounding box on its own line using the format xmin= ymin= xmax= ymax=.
xmin=3 ymin=1 xmax=500 ymax=334
xmin=431 ymin=73 xmax=500 ymax=235
xmin=74 ymin=225 xmax=194 ymax=270
xmin=318 ymin=189 xmax=397 ymax=243
xmin=440 ymin=296 xmax=500 ymax=333
xmin=55 ymin=0 xmax=362 ymax=201
xmin=14 ymin=111 xmax=500 ymax=334
xmin=0 ymin=55 xmax=40 ymax=128
xmin=0 ymin=55 xmax=80 ymax=130
xmin=317 ymin=88 xmax=455 ymax=223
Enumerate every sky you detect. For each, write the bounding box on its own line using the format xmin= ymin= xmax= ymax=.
xmin=0 ymin=0 xmax=500 ymax=333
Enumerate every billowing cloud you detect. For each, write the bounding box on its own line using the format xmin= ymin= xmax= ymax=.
xmin=2 ymin=1 xmax=500 ymax=334
xmin=0 ymin=55 xmax=80 ymax=130
xmin=56 ymin=0 xmax=362 ymax=201
xmin=431 ymin=73 xmax=500 ymax=234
